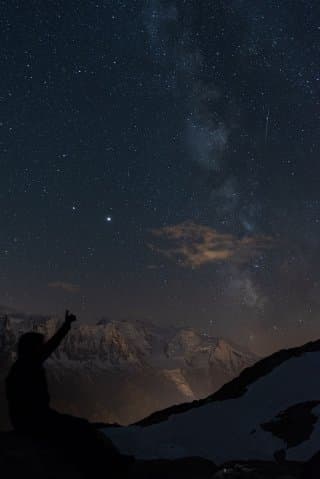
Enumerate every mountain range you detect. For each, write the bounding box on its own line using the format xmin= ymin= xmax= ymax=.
xmin=0 ymin=307 xmax=256 ymax=429
xmin=2 ymin=306 xmax=320 ymax=477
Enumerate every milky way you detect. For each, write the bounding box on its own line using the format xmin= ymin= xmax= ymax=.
xmin=1 ymin=1 xmax=320 ymax=354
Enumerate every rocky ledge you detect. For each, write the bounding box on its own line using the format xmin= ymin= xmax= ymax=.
xmin=2 ymin=430 xmax=318 ymax=478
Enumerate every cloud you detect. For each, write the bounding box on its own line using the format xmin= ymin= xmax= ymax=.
xmin=149 ymin=221 xmax=273 ymax=268
xmin=48 ymin=282 xmax=80 ymax=293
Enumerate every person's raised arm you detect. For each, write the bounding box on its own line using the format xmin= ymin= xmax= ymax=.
xmin=40 ymin=310 xmax=76 ymax=362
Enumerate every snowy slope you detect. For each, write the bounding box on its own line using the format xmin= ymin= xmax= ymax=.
xmin=103 ymin=339 xmax=320 ymax=464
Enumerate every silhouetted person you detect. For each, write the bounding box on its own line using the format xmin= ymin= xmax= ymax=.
xmin=6 ymin=310 xmax=76 ymax=432
xmin=6 ymin=310 xmax=132 ymax=478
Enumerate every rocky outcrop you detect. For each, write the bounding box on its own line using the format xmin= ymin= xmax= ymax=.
xmin=0 ymin=431 xmax=306 ymax=478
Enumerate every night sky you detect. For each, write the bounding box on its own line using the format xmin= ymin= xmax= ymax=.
xmin=1 ymin=1 xmax=320 ymax=354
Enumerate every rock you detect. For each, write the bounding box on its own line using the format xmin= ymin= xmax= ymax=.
xmin=212 ymin=460 xmax=302 ymax=478
xmin=0 ymin=430 xmax=217 ymax=479
xmin=0 ymin=431 xmax=84 ymax=478
xmin=301 ymin=449 xmax=320 ymax=478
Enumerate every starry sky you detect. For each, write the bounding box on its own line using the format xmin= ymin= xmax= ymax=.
xmin=1 ymin=1 xmax=320 ymax=354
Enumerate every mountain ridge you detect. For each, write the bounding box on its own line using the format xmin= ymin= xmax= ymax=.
xmin=0 ymin=309 xmax=256 ymax=428
xmin=103 ymin=336 xmax=320 ymax=465
xmin=136 ymin=336 xmax=320 ymax=426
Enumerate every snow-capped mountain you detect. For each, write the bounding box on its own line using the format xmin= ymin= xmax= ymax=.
xmin=0 ymin=309 xmax=256 ymax=429
xmin=103 ymin=338 xmax=320 ymax=465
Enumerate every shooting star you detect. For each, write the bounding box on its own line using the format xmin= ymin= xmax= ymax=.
xmin=265 ymin=107 xmax=270 ymax=144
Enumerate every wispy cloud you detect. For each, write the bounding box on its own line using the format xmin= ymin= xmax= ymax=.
xmin=149 ymin=221 xmax=273 ymax=268
xmin=48 ymin=281 xmax=80 ymax=293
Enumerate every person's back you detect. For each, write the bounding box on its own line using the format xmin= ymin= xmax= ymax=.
xmin=6 ymin=344 xmax=50 ymax=431
xmin=6 ymin=311 xmax=75 ymax=433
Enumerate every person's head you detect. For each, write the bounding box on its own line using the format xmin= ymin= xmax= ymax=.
xmin=17 ymin=332 xmax=44 ymax=359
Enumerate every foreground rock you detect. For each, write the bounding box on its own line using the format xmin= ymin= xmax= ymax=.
xmin=212 ymin=460 xmax=302 ymax=478
xmin=0 ymin=431 xmax=217 ymax=478
xmin=0 ymin=432 xmax=83 ymax=479
xmin=1 ymin=431 xmax=308 ymax=479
